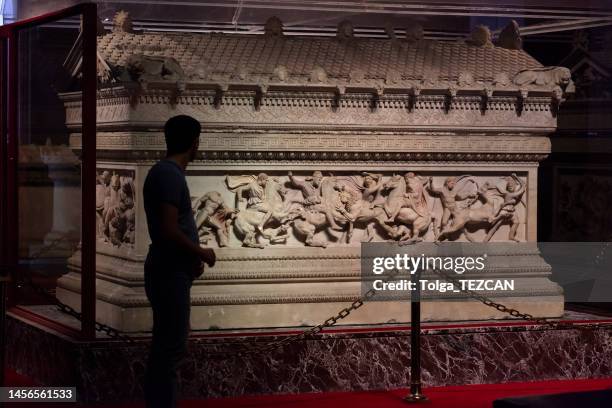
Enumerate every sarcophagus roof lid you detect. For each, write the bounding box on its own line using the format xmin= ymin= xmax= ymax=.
xmin=95 ymin=30 xmax=544 ymax=85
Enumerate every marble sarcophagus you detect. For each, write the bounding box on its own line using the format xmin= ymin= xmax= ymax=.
xmin=57 ymin=14 xmax=573 ymax=332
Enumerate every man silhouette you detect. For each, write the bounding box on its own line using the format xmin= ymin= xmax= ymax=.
xmin=143 ymin=115 xmax=215 ymax=408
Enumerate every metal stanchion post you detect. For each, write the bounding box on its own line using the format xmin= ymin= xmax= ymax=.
xmin=404 ymin=267 xmax=427 ymax=403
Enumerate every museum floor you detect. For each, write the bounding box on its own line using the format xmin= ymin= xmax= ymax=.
xmin=5 ymin=368 xmax=612 ymax=408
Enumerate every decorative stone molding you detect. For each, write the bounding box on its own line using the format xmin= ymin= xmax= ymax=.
xmin=73 ymin=132 xmax=551 ymax=156
xmin=60 ymin=244 xmax=558 ymax=308
xmin=61 ymin=88 xmax=561 ymax=133
xmin=91 ymin=150 xmax=550 ymax=164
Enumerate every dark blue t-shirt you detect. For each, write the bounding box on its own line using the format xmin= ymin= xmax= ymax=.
xmin=143 ymin=159 xmax=199 ymax=269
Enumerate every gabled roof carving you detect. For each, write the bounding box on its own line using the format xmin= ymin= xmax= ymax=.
xmin=97 ymin=31 xmax=539 ymax=82
xmin=67 ymin=14 xmax=574 ymax=98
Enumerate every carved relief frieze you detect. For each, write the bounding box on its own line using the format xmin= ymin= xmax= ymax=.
xmin=96 ymin=168 xmax=136 ymax=247
xmin=189 ymin=171 xmax=528 ymax=249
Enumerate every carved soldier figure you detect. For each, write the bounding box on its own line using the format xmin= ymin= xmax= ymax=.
xmin=361 ymin=172 xmax=385 ymax=207
xmin=288 ymin=170 xmax=323 ymax=205
xmin=335 ymin=188 xmax=359 ymax=222
xmin=192 ymin=191 xmax=236 ymax=247
xmin=103 ymin=175 xmax=136 ymax=246
xmin=236 ymin=173 xmax=267 ymax=205
xmin=122 ymin=197 xmax=136 ymax=244
xmin=335 ymin=188 xmax=363 ymax=242
xmin=119 ymin=178 xmax=136 ymax=245
xmin=378 ymin=172 xmax=435 ymax=244
xmin=96 ymin=171 xmax=111 ymax=238
xmin=486 ymin=173 xmax=525 ymax=242
xmin=107 ymin=173 xmax=122 ymax=207
xmin=227 ymin=174 xmax=290 ymax=247
xmin=233 ymin=173 xmax=286 ymax=233
xmin=101 ymin=173 xmax=122 ymax=241
xmin=433 ymin=174 xmax=525 ymax=242
xmin=108 ymin=194 xmax=133 ymax=246
xmin=288 ymin=171 xmax=341 ymax=230
xmin=403 ymin=172 xmax=430 ymax=217
xmin=428 ymin=176 xmax=461 ymax=233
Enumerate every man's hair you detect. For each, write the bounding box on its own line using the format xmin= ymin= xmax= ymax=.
xmin=164 ymin=115 xmax=201 ymax=155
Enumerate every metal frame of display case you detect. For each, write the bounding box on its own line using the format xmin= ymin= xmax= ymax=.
xmin=0 ymin=5 xmax=98 ymax=383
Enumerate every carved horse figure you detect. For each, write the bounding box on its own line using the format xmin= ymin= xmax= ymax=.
xmin=227 ymin=175 xmax=291 ymax=248
xmin=291 ymin=176 xmax=391 ymax=246
xmin=292 ymin=174 xmax=435 ymax=246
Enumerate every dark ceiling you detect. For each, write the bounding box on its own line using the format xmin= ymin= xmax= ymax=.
xmin=12 ymin=0 xmax=612 ymax=66
xmin=14 ymin=1 xmax=612 ymax=40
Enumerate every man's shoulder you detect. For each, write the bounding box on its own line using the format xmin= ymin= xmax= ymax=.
xmin=151 ymin=159 xmax=181 ymax=172
xmin=147 ymin=160 xmax=183 ymax=180
xmin=144 ymin=160 xmax=185 ymax=195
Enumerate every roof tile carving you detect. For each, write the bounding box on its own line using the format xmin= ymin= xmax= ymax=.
xmin=96 ymin=31 xmax=543 ymax=84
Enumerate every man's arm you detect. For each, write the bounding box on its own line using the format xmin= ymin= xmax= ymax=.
xmin=159 ymin=203 xmax=215 ymax=267
xmin=287 ymin=171 xmax=304 ymax=188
